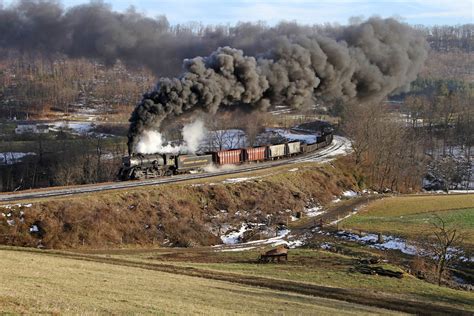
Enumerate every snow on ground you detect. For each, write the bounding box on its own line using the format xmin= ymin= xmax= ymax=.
xmin=267 ymin=128 xmax=318 ymax=144
xmin=0 ymin=152 xmax=36 ymax=165
xmin=305 ymin=206 xmax=325 ymax=217
xmin=295 ymin=136 xmax=352 ymax=163
xmin=0 ymin=203 xmax=32 ymax=209
xmin=220 ymin=223 xmax=264 ymax=244
xmin=342 ymin=190 xmax=358 ymax=197
xmin=326 ymin=136 xmax=353 ymax=158
xmin=222 ymin=177 xmax=254 ymax=184
xmin=216 ymin=223 xmax=303 ymax=251
xmin=220 ymin=246 xmax=256 ymax=252
xmin=334 ymin=231 xmax=418 ymax=255
xmin=322 ymin=230 xmax=473 ymax=262
xmin=49 ymin=121 xmax=95 ymax=134
xmin=288 ymin=168 xmax=299 ymax=172
xmin=277 ymin=229 xmax=290 ymax=237
xmin=446 ymin=190 xmax=474 ymax=194
xmin=269 ymin=106 xmax=293 ymax=116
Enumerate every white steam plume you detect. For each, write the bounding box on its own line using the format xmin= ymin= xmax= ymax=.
xmin=182 ymin=119 xmax=207 ymax=153
xmin=134 ymin=119 xmax=207 ymax=154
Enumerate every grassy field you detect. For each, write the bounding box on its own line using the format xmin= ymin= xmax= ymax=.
xmin=104 ymin=247 xmax=474 ymax=313
xmin=341 ymin=194 xmax=474 ymax=245
xmin=0 ymin=249 xmax=397 ymax=315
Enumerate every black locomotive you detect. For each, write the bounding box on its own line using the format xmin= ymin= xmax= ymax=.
xmin=119 ymin=130 xmax=333 ymax=181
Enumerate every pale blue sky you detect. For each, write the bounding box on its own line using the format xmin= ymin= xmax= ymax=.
xmin=3 ymin=0 xmax=473 ymax=25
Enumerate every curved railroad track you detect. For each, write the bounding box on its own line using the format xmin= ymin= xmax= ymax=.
xmin=0 ymin=136 xmax=350 ymax=203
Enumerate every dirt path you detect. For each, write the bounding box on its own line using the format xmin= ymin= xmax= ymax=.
xmin=2 ymin=247 xmax=470 ymax=315
xmin=291 ymin=195 xmax=385 ymax=233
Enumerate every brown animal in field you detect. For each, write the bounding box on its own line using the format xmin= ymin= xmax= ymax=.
xmin=259 ymin=245 xmax=289 ymax=263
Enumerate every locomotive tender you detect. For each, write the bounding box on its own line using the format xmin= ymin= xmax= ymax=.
xmin=119 ymin=132 xmax=333 ymax=181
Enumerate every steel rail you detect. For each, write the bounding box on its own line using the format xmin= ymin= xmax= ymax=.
xmin=0 ymin=136 xmax=349 ymax=203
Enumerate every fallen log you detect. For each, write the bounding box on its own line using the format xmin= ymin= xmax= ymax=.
xmin=354 ymin=265 xmax=404 ymax=279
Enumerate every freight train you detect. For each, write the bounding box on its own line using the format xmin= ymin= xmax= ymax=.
xmin=118 ymin=131 xmax=333 ymax=181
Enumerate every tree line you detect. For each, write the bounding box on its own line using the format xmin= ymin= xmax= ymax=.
xmin=343 ymin=81 xmax=473 ymax=193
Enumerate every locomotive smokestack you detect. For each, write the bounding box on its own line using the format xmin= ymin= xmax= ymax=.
xmin=127 ymin=18 xmax=428 ymax=153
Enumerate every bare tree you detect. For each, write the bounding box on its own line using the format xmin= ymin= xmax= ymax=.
xmin=423 ymin=215 xmax=465 ymax=286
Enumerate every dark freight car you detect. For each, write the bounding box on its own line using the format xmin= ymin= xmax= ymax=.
xmin=176 ymin=154 xmax=212 ymax=171
xmin=244 ymin=146 xmax=266 ymax=162
xmin=213 ymin=149 xmax=243 ymax=165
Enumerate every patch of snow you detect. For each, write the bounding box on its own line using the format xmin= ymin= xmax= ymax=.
xmin=220 ymin=246 xmax=256 ymax=252
xmin=448 ymin=190 xmax=474 ymax=194
xmin=332 ymin=198 xmax=341 ymax=204
xmin=50 ymin=121 xmax=94 ymax=134
xmin=6 ymin=219 xmax=15 ymax=226
xmin=288 ymin=168 xmax=299 ymax=172
xmin=221 ymin=223 xmax=253 ymax=244
xmin=222 ymin=177 xmax=253 ymax=184
xmin=29 ymin=225 xmax=39 ymax=233
xmin=287 ymin=239 xmax=304 ymax=248
xmin=332 ymin=231 xmax=427 ymax=257
xmin=305 ymin=206 xmax=325 ymax=217
xmin=0 ymin=152 xmax=36 ymax=165
xmin=276 ymin=229 xmax=290 ymax=237
xmin=1 ymin=203 xmax=32 ymax=209
xmin=377 ymin=238 xmax=418 ymax=255
xmin=342 ymin=190 xmax=358 ymax=197
xmin=320 ymin=242 xmax=332 ymax=250
xmin=267 ymin=128 xmax=318 ymax=144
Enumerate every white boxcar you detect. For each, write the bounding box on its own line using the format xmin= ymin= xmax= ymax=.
xmin=287 ymin=142 xmax=301 ymax=155
xmin=268 ymin=144 xmax=286 ymax=158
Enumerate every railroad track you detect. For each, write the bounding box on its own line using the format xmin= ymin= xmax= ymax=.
xmin=0 ymin=136 xmax=350 ymax=203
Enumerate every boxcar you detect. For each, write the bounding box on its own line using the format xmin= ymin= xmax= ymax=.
xmin=176 ymin=154 xmax=213 ymax=171
xmin=244 ymin=146 xmax=266 ymax=162
xmin=267 ymin=144 xmax=286 ymax=159
xmin=213 ymin=149 xmax=243 ymax=165
xmin=286 ymin=141 xmax=301 ymax=155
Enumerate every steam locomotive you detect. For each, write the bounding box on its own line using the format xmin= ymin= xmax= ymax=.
xmin=118 ymin=131 xmax=333 ymax=181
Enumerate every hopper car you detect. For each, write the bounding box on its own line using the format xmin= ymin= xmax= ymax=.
xmin=119 ymin=131 xmax=333 ymax=180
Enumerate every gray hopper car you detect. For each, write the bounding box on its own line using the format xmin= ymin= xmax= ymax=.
xmin=286 ymin=141 xmax=301 ymax=155
xmin=119 ymin=129 xmax=334 ymax=181
xmin=267 ymin=144 xmax=286 ymax=159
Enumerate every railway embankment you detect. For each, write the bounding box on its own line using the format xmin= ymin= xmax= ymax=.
xmin=0 ymin=157 xmax=363 ymax=249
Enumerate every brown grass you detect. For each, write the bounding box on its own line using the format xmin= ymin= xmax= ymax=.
xmin=2 ymin=249 xmax=399 ymax=315
xmin=0 ymin=159 xmax=361 ymax=249
xmin=2 ymin=247 xmax=472 ymax=315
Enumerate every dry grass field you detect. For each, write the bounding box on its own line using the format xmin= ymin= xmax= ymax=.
xmin=0 ymin=248 xmax=398 ymax=315
xmin=103 ymin=247 xmax=474 ymax=313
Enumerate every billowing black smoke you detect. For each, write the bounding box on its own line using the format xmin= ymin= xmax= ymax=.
xmin=0 ymin=0 xmax=319 ymax=76
xmin=128 ymin=18 xmax=428 ymax=153
xmin=0 ymin=2 xmax=428 ymax=154
xmin=0 ymin=0 xmax=177 ymax=74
